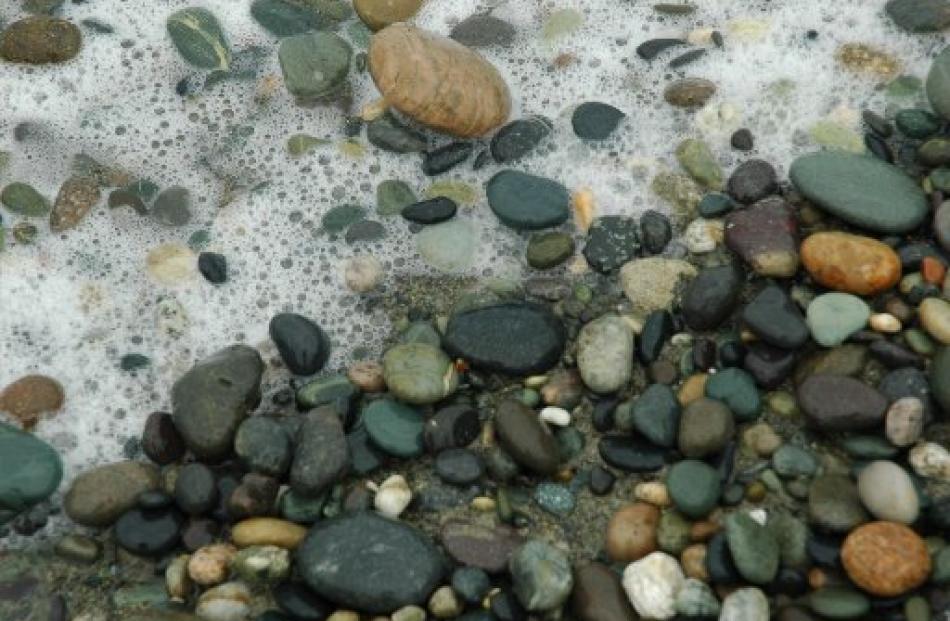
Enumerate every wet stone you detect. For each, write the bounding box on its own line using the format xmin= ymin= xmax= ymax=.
xmin=742 ymin=285 xmax=810 ymax=349
xmin=486 ymin=170 xmax=570 ymax=230
xmin=402 ymin=197 xmax=457 ymax=225
xmin=724 ymin=197 xmax=799 ymax=278
xmin=727 ymin=159 xmax=778 ymax=204
xmin=571 ymin=102 xmax=625 ymax=140
xmin=269 ymin=313 xmax=331 ymax=376
xmin=450 ymin=14 xmax=517 ymax=47
xmin=527 ymin=232 xmax=574 ymax=269
xmin=435 ymin=448 xmax=484 ymax=485
xmin=490 ymin=116 xmax=552 ymax=163
xmin=198 ymin=252 xmax=228 ymax=284
xmin=636 ymin=38 xmax=686 ymax=60
xmin=639 ymin=209 xmax=672 ymax=254
xmin=422 ymin=142 xmax=473 ymax=176
xmin=0 ymin=16 xmax=81 ymax=63
xmin=582 ymin=216 xmax=640 ymax=273
xmin=441 ymin=520 xmax=524 ymax=574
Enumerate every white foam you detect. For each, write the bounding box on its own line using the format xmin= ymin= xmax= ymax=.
xmin=0 ymin=0 xmax=938 ymax=540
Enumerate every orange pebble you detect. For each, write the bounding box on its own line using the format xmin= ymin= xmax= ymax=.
xmin=808 ymin=567 xmax=827 ymax=590
xmin=921 ymin=256 xmax=946 ymax=285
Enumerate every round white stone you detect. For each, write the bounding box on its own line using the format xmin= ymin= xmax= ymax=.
xmin=540 ymin=406 xmax=571 ymax=427
xmin=621 ymin=552 xmax=685 ymax=620
xmin=856 ymin=460 xmax=919 ymax=524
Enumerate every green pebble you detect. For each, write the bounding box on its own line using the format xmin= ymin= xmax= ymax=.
xmin=377 ymin=179 xmax=416 ymax=216
xmin=322 ymin=204 xmax=365 ymax=233
xmin=676 ymin=138 xmax=723 ymax=189
xmin=526 ymin=231 xmax=575 ymax=269
xmin=807 ymin=588 xmax=870 ymax=620
xmin=1 ymin=182 xmax=50 ymax=216
xmin=666 ymin=459 xmax=721 ymax=518
xmin=534 ymin=483 xmax=574 ymax=515
xmin=167 ymin=7 xmax=231 ymax=71
xmin=905 ymin=596 xmax=931 ymax=621
xmin=657 ymin=510 xmax=691 ymax=555
xmin=896 ymin=108 xmax=941 ymax=138
xmin=120 ymin=353 xmax=151 ymax=371
xmin=705 ymin=368 xmax=761 ymax=421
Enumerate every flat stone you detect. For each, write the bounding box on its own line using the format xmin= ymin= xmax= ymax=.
xmin=572 ymin=562 xmax=639 ymax=621
xmin=676 ymin=138 xmax=722 ymax=189
xmin=605 ymin=503 xmax=659 ymax=562
xmin=0 ymin=374 xmax=64 ymax=429
xmin=354 ymin=0 xmax=421 ymax=30
xmin=278 ymin=31 xmax=351 ymax=100
xmin=171 ymin=344 xmax=264 ymax=461
xmin=664 ymin=78 xmax=716 ymax=108
xmin=450 ymin=14 xmax=517 ymax=48
xmin=440 ymin=520 xmax=524 ymax=573
xmin=64 ymin=461 xmax=159 ymax=527
xmin=527 ymin=232 xmax=574 ymax=269
xmin=382 ymin=343 xmax=457 ymax=405
xmin=807 ymin=588 xmax=870 ymax=620
xmin=705 ymin=368 xmax=761 ymax=421
xmin=572 ymin=102 xmax=625 ymax=140
xmin=678 ymin=397 xmax=734 ymax=458
xmin=720 ymin=588 xmax=769 ymax=621
xmin=576 ymin=314 xmax=634 ymax=394
xmin=632 ymin=383 xmax=680 ymax=448
xmin=598 ymin=435 xmax=667 ymax=472
xmin=0 ymin=16 xmax=81 ymax=64
xmin=619 ymin=258 xmax=697 ymax=316
xmin=801 ymin=232 xmax=902 ymax=296
xmin=115 ymin=507 xmax=183 ymax=556
xmin=490 ymin=115 xmax=553 ymax=163
xmin=636 ymin=38 xmax=686 ymax=60
xmin=808 ymin=474 xmax=869 ymax=533
xmin=417 ymin=219 xmax=477 ymax=273
xmin=297 ymin=511 xmax=444 ymax=614
xmin=789 ymin=151 xmax=928 ymax=234
xmin=928 ymin=45 xmax=950 ymax=120
xmin=0 ymin=182 xmax=49 ymax=216
xmin=486 ymin=170 xmax=570 ymax=230
xmin=797 ymin=374 xmax=887 ymax=431
xmin=235 ymin=416 xmax=292 ymax=477
xmin=362 ymin=399 xmax=425 ymax=458
xmin=583 ymin=216 xmax=640 ymax=273
xmin=167 ymin=7 xmax=230 ymax=70
xmin=401 ymin=197 xmax=457 ymax=225
xmin=725 ymin=512 xmax=780 ymax=584
xmin=841 ymin=521 xmax=931 ymax=597
xmin=443 ymin=303 xmax=565 ymax=375
xmin=250 ymin=0 xmax=347 ymax=36
xmin=368 ymin=114 xmax=427 ymax=153
xmin=728 ymin=159 xmax=777 ymax=204
xmin=49 ymin=175 xmax=100 ymax=232
xmin=681 ymin=264 xmax=743 ymax=331
xmin=806 ymin=293 xmax=871 ymax=347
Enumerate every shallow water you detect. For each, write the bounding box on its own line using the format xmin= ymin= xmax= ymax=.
xmin=0 ymin=0 xmax=940 ymax=542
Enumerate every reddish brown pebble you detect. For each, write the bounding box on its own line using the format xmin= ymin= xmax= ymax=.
xmin=690 ymin=519 xmax=721 ymax=542
xmin=605 ymin=502 xmax=659 ymax=563
xmin=841 ymin=521 xmax=931 ymax=597
xmin=0 ymin=374 xmax=65 ymax=429
xmin=921 ymin=256 xmax=946 ymax=285
xmin=801 ymin=232 xmax=901 ymax=296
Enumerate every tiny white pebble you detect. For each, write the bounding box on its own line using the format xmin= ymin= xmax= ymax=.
xmin=748 ymin=509 xmax=768 ymax=526
xmin=374 ymin=474 xmax=412 ymax=518
xmin=869 ymin=312 xmax=901 ymax=333
xmin=540 ymin=406 xmax=571 ymax=427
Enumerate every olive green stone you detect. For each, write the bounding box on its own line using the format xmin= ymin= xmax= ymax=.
xmin=657 ymin=510 xmax=691 ymax=555
xmin=1 ymin=182 xmax=49 ymax=216
xmin=527 ymin=232 xmax=575 ymax=269
xmin=278 ymin=31 xmax=352 ymax=100
xmin=676 ymin=138 xmax=723 ymax=189
xmin=382 ymin=343 xmax=458 ymax=405
xmin=0 ymin=16 xmax=81 ymax=64
xmin=807 ymin=588 xmax=870 ymax=620
xmin=725 ymin=512 xmax=780 ymax=584
xmin=666 ymin=459 xmax=721 ymax=518
xmin=322 ymin=204 xmax=365 ymax=233
xmin=251 ymin=0 xmax=351 ymax=36
xmin=377 ymin=179 xmax=416 ymax=216
xmin=166 ymin=7 xmax=231 ymax=70
xmin=905 ymin=596 xmax=932 ymax=621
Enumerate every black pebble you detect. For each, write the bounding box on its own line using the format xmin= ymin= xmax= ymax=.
xmin=865 ymin=133 xmax=894 ymax=163
xmin=115 ymin=507 xmax=183 ymax=556
xmin=402 ymin=197 xmax=458 ymax=225
xmin=743 ymin=342 xmax=796 ymax=389
xmin=141 ymin=411 xmax=186 ymax=465
xmin=730 ymin=128 xmax=754 ymax=151
xmin=669 ymin=48 xmax=706 ymax=68
xmin=423 ymin=142 xmax=473 ymax=176
xmin=592 ymin=398 xmax=618 ymax=432
xmin=705 ymin=532 xmax=741 ymax=582
xmin=718 ymin=340 xmax=746 ymax=367
xmin=691 ymin=338 xmax=717 ymax=371
xmin=138 ymin=491 xmax=173 ymax=510
xmin=807 ymin=533 xmax=842 ymax=567
xmin=572 ymin=101 xmax=626 ymax=140
xmin=434 ymin=448 xmax=485 ymax=485
xmin=712 ymin=31 xmax=724 ymax=48
xmin=269 ymin=312 xmax=331 ymax=376
xmin=639 ymin=209 xmax=672 ymax=254
xmin=490 ymin=588 xmax=527 ymax=621
xmin=198 ymin=251 xmax=228 ymax=284
xmin=589 ymin=465 xmax=616 ymax=495
xmin=638 ymin=310 xmax=673 ymax=363
xmin=424 ymin=404 xmax=481 ymax=453
xmin=636 ymin=38 xmax=686 ymax=60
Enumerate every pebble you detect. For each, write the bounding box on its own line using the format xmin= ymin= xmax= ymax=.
xmin=919 ymin=297 xmax=950 ymax=344
xmin=188 ymin=544 xmax=237 ymax=586
xmin=632 ymin=383 xmax=680 ymax=448
xmin=0 ymin=374 xmax=64 ymax=429
xmin=231 ymin=518 xmax=308 ymax=549
xmin=681 ymin=264 xmax=743 ymax=331
xmin=725 ymin=512 xmax=780 ymax=584
xmin=373 ymin=473 xmax=412 ymax=518
xmin=172 ymin=344 xmax=264 ymax=461
xmin=368 ymin=114 xmax=427 ymax=153
xmin=64 ymin=461 xmax=159 ymax=527
xmin=804 ymin=232 xmax=901 ymax=295
xmin=666 ymin=459 xmax=721 ymax=518
xmin=572 ymin=562 xmax=639 ymax=621
xmin=115 ymin=506 xmax=184 ymax=556
xmin=640 ymin=210 xmax=673 ymax=254
xmin=621 ymin=552 xmax=685 ymax=620
xmin=664 ymin=78 xmax=716 ymax=108
xmin=576 ymin=314 xmax=634 ymax=393
xmin=678 ymin=397 xmax=734 ymax=458
xmin=887 ymin=0 xmax=950 ymax=32
xmin=540 ymin=406 xmax=570 ymax=427
xmin=443 ymin=302 xmax=565 ymax=375
xmin=428 ymin=586 xmax=462 ymax=619
xmin=807 ymin=475 xmax=869 ymax=533
xmin=909 ymin=441 xmax=950 ymax=480
xmin=675 ymin=578 xmax=720 ymax=618
xmin=598 ymin=435 xmax=667 ymax=472
xmin=290 ymin=408 xmax=348 ymax=496
xmin=354 ymin=0 xmax=422 ymax=30
xmin=495 ymin=399 xmax=561 ymax=475
xmin=790 ymin=151 xmax=928 ymax=233
xmin=842 ymin=521 xmax=931 ymax=596
xmin=743 ymin=284 xmax=810 ymax=349
xmin=743 ymin=422 xmax=782 ymax=456
xmin=720 ymin=588 xmax=769 ymax=621
xmin=423 ymin=404 xmax=480 ymax=453
xmin=634 ymin=481 xmax=671 ymax=507
xmin=362 ymin=399 xmax=425 ymax=458
xmin=583 ymin=216 xmax=640 ymax=272
xmin=572 ymin=102 xmax=625 ymax=140
xmin=606 ymin=503 xmax=660 ymax=562
xmin=706 ymin=367 xmax=761 ymax=421
xmin=928 ymin=44 xmax=950 ymax=120
xmin=195 ymin=582 xmax=252 ymax=621
xmin=231 ymin=545 xmax=290 ymax=584
xmin=885 ymin=397 xmax=924 ymax=446
xmin=724 ymin=197 xmax=799 ymax=277
xmin=342 ymin=255 xmax=382 ymax=293
xmin=806 ymin=293 xmax=871 ymax=347
xmin=731 ymin=128 xmax=754 ymax=151
xmin=728 ymin=159 xmax=778 ymax=204
xmin=440 ymin=519 xmax=524 ymax=574
xmin=416 ymin=219 xmax=477 ymax=272
xmin=807 ymin=587 xmax=870 ymax=620
xmin=299 ymin=512 xmax=443 ymax=613
xmin=0 ymin=182 xmax=49 ymax=216
xmin=434 ymin=449 xmax=484 ymax=486
xmin=451 ymin=14 xmax=517 ymax=47
xmin=278 ymin=32 xmax=351 ymax=100
xmin=54 ymin=534 xmax=102 ymax=564
xmin=676 ymin=138 xmax=723 ymax=189
xmin=509 ymin=540 xmax=573 ymax=612
xmin=772 ymin=445 xmax=818 ymax=478
xmin=619 ymin=258 xmax=697 ymax=315
xmin=486 ymin=170 xmax=570 ymax=230
xmin=382 ymin=343 xmax=458 ymax=405
xmin=683 ymin=217 xmax=719 ymax=253
xmin=856 ymin=460 xmax=919 ymax=523
xmin=49 ymin=175 xmax=100 ymax=232
xmin=0 ymin=16 xmax=81 ymax=63
xmin=797 ymin=374 xmax=887 ymax=431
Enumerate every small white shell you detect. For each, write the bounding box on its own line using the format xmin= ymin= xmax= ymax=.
xmin=374 ymin=474 xmax=412 ymax=518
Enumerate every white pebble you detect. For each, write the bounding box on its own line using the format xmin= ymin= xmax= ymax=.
xmin=343 ymin=255 xmax=383 ymax=293
xmin=885 ymin=397 xmax=924 ymax=447
xmin=540 ymin=406 xmax=571 ymax=427
xmin=909 ymin=442 xmax=950 ymax=482
xmin=195 ymin=582 xmax=252 ymax=621
xmin=374 ymin=474 xmax=412 ymax=518
xmin=684 ymin=218 xmax=719 ymax=254
xmin=856 ymin=460 xmax=919 ymax=524
xmin=720 ymin=587 xmax=769 ymax=621
xmin=869 ymin=313 xmax=902 ymax=333
xmin=634 ymin=481 xmax=671 ymax=507
xmin=622 ymin=552 xmax=685 ymax=620
xmin=748 ymin=509 xmax=768 ymax=526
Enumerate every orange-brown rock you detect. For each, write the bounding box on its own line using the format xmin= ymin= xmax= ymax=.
xmin=681 ymin=544 xmax=709 ymax=581
xmin=369 ymin=24 xmax=511 ymax=138
xmin=841 ymin=521 xmax=931 ymax=597
xmin=0 ymin=374 xmax=65 ymax=429
xmin=605 ymin=502 xmax=659 ymax=563
xmin=801 ymin=232 xmax=901 ymax=296
xmin=677 ymin=373 xmax=708 ymax=406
